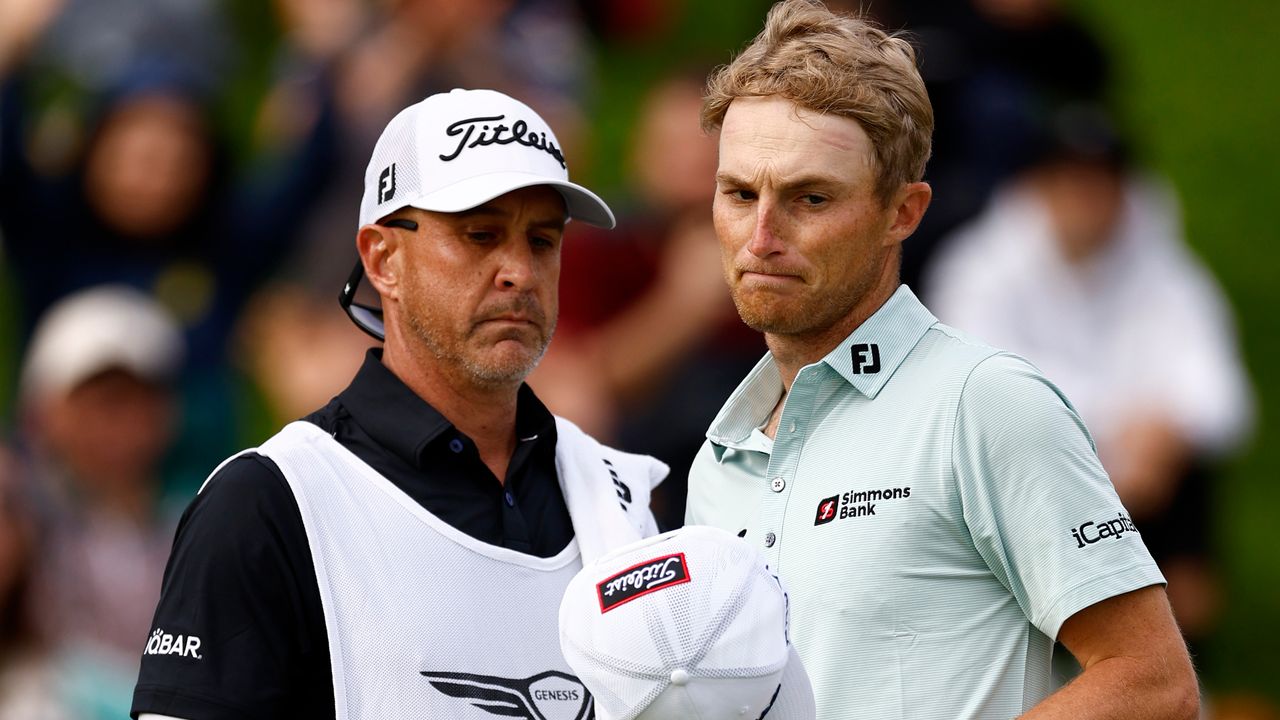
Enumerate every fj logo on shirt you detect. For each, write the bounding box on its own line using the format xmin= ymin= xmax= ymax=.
xmin=1071 ymin=512 xmax=1139 ymax=548
xmin=378 ymin=163 xmax=397 ymax=203
xmin=420 ymin=669 xmax=591 ymax=720
xmin=813 ymin=487 xmax=911 ymax=526
xmin=851 ymin=343 xmax=881 ymax=374
xmin=143 ymin=628 xmax=203 ymax=659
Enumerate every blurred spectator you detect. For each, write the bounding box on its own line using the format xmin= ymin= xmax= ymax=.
xmin=0 ymin=445 xmax=72 ymax=720
xmin=235 ymin=281 xmax=376 ymax=425
xmin=0 ymin=56 xmax=335 ymax=357
xmin=16 ymin=286 xmax=185 ymax=719
xmin=2 ymin=0 xmax=231 ymax=97
xmin=1 ymin=4 xmax=339 ymax=486
xmin=846 ymin=0 xmax=1112 ymax=293
xmin=925 ymin=107 xmax=1254 ymax=647
xmin=530 ymin=70 xmax=764 ymax=528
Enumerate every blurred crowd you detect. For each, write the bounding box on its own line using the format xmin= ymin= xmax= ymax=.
xmin=0 ymin=0 xmax=1265 ymax=718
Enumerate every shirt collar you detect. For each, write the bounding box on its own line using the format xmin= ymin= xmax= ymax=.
xmin=339 ymin=348 xmax=556 ymax=469
xmin=705 ymin=353 xmax=783 ymax=448
xmin=822 ymin=284 xmax=936 ymax=399
xmin=706 ymin=285 xmax=936 ymax=447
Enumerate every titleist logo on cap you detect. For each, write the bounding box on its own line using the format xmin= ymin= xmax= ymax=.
xmin=440 ymin=114 xmax=566 ymax=168
xmin=596 ymin=553 xmax=690 ymax=613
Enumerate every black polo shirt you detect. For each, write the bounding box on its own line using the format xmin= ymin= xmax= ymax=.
xmin=132 ymin=350 xmax=572 ymax=720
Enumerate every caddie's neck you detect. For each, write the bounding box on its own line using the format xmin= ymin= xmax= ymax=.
xmin=381 ymin=338 xmax=521 ymax=484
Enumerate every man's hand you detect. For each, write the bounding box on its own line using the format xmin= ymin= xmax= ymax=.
xmin=1023 ymin=585 xmax=1199 ymax=719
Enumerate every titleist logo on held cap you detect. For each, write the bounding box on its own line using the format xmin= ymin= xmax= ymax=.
xmin=596 ymin=553 xmax=690 ymax=613
xmin=440 ymin=115 xmax=566 ymax=168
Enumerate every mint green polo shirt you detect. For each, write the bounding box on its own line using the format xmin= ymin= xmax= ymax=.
xmin=686 ymin=285 xmax=1163 ymax=720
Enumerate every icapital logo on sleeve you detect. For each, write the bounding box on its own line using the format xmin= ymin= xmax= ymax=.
xmin=1070 ymin=512 xmax=1139 ymax=548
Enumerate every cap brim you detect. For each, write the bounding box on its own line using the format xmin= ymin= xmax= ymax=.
xmin=769 ymin=645 xmax=817 ymax=720
xmin=403 ymin=171 xmax=615 ymax=229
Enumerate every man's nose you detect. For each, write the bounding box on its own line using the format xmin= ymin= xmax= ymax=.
xmin=746 ymin=198 xmax=785 ymax=258
xmin=495 ymin=238 xmax=537 ymax=290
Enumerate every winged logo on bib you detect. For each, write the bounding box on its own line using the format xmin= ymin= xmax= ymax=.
xmin=420 ymin=669 xmax=592 ymax=720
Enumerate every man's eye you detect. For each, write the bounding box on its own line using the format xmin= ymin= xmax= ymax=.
xmin=466 ymin=231 xmax=497 ymax=243
xmin=530 ymin=234 xmax=558 ymax=249
xmin=801 ymin=194 xmax=826 ymax=205
xmin=728 ymin=189 xmax=756 ymax=201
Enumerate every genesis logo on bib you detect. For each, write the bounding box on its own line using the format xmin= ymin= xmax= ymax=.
xmin=420 ymin=669 xmax=591 ymax=720
xmin=595 ymin=553 xmax=690 ymax=613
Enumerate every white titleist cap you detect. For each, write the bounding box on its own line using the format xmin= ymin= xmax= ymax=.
xmin=21 ymin=285 xmax=183 ymax=403
xmin=358 ymin=88 xmax=615 ymax=229
xmin=559 ymin=526 xmax=816 ymax=720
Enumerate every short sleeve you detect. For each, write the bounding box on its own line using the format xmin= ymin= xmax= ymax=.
xmin=131 ymin=454 xmax=333 ymax=720
xmin=953 ymin=354 xmax=1165 ymax=640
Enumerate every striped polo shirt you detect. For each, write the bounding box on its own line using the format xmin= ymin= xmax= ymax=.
xmin=686 ymin=285 xmax=1163 ymax=720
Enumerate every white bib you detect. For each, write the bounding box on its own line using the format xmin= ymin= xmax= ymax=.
xmin=250 ymin=419 xmax=665 ymax=720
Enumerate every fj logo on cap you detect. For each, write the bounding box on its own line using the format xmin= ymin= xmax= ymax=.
xmin=378 ymin=163 xmax=397 ymax=204
xmin=851 ymin=343 xmax=880 ymax=374
xmin=596 ymin=553 xmax=690 ymax=613
xmin=440 ymin=114 xmax=567 ymax=168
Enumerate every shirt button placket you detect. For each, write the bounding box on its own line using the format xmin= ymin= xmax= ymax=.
xmin=757 ymin=367 xmax=816 ymax=567
xmin=760 ymin=449 xmax=793 ymax=564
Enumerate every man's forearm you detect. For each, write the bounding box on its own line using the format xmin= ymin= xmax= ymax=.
xmin=1024 ymin=585 xmax=1200 ymax=720
xmin=1021 ymin=651 xmax=1198 ymax=719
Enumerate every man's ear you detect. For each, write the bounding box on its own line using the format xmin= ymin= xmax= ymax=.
xmin=884 ymin=181 xmax=932 ymax=245
xmin=356 ymin=224 xmax=399 ymax=300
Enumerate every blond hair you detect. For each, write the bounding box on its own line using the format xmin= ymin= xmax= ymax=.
xmin=703 ymin=0 xmax=933 ymax=204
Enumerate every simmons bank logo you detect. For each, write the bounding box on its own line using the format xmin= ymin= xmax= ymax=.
xmin=814 ymin=487 xmax=912 ymax=526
